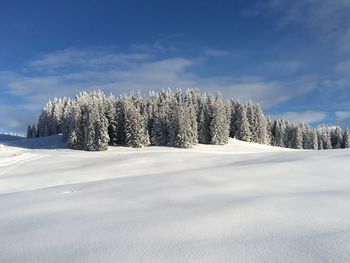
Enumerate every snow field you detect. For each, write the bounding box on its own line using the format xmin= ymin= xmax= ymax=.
xmin=1 ymin=136 xmax=350 ymax=262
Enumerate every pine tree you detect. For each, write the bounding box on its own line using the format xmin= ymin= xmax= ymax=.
xmin=317 ymin=130 xmax=324 ymax=150
xmin=151 ymin=90 xmax=171 ymax=146
xmin=255 ymin=104 xmax=269 ymax=145
xmin=69 ymin=91 xmax=110 ymax=151
xmin=344 ymin=128 xmax=350 ymax=148
xmin=330 ymin=127 xmax=343 ymax=149
xmin=198 ymin=101 xmax=211 ymax=144
xmin=184 ymin=94 xmax=199 ymax=146
xmin=93 ymin=91 xmax=110 ymax=151
xmin=168 ymin=100 xmax=197 ymax=148
xmin=235 ymin=103 xmax=251 ymax=142
xmin=266 ymin=118 xmax=273 ymax=145
xmin=321 ymin=127 xmax=332 ymax=149
xmin=116 ymin=97 xmax=126 ymax=145
xmin=62 ymin=99 xmax=73 ymax=141
xmin=292 ymin=124 xmax=303 ymax=149
xmin=273 ymin=119 xmax=286 ymax=148
xmin=284 ymin=122 xmax=294 ymax=148
xmin=124 ymin=96 xmax=150 ymax=148
xmin=311 ymin=129 xmax=319 ymax=150
xmin=145 ymin=91 xmax=158 ymax=141
xmin=38 ymin=100 xmax=53 ymax=137
xmin=31 ymin=88 xmax=336 ymax=152
xmin=104 ymin=95 xmax=118 ymax=146
xmin=210 ymin=94 xmax=229 ymax=145
xmin=26 ymin=125 xmax=32 ymax=138
xmin=229 ymin=100 xmax=237 ymax=138
xmin=67 ymin=101 xmax=83 ymax=150
xmin=31 ymin=124 xmax=37 ymax=138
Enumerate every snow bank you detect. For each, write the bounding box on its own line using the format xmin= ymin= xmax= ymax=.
xmin=0 ymin=136 xmax=350 ymax=262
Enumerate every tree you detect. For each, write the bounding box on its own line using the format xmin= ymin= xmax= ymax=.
xmin=320 ymin=127 xmax=332 ymax=149
xmin=235 ymin=103 xmax=251 ymax=142
xmin=229 ymin=100 xmax=238 ymax=138
xmin=31 ymin=88 xmax=335 ymax=152
xmin=26 ymin=125 xmax=32 ymax=138
xmin=124 ymin=96 xmax=150 ymax=148
xmin=38 ymin=100 xmax=53 ymax=137
xmin=67 ymin=101 xmax=83 ymax=150
xmin=292 ymin=124 xmax=303 ymax=149
xmin=69 ymin=91 xmax=109 ymax=151
xmin=273 ymin=119 xmax=286 ymax=148
xmin=198 ymin=102 xmax=211 ymax=144
xmin=331 ymin=127 xmax=343 ymax=149
xmin=168 ymin=101 xmax=196 ymax=148
xmin=344 ymin=128 xmax=350 ymax=148
xmin=151 ymin=90 xmax=172 ymax=146
xmin=104 ymin=95 xmax=118 ymax=146
xmin=254 ymin=104 xmax=269 ymax=145
xmin=312 ymin=129 xmax=319 ymax=150
xmin=210 ymin=94 xmax=229 ymax=145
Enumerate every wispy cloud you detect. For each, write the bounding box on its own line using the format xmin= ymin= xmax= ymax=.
xmin=26 ymin=48 xmax=152 ymax=72
xmin=243 ymin=0 xmax=350 ymax=52
xmin=0 ymin=46 xmax=336 ymax=132
xmin=271 ymin=111 xmax=327 ymax=125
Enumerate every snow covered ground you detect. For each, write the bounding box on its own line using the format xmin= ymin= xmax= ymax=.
xmin=1 ymin=136 xmax=350 ymax=262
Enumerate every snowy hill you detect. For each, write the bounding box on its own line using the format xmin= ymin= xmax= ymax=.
xmin=1 ymin=136 xmax=350 ymax=262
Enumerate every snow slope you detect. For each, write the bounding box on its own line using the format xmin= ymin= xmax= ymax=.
xmin=1 ymin=136 xmax=350 ymax=262
xmin=0 ymin=134 xmax=25 ymax=142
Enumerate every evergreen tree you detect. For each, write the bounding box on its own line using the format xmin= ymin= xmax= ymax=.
xmin=31 ymin=124 xmax=37 ymax=138
xmin=344 ymin=128 xmax=350 ymax=148
xmin=210 ymin=94 xmax=229 ymax=145
xmin=104 ymin=95 xmax=118 ymax=146
xmin=330 ymin=127 xmax=343 ymax=149
xmin=26 ymin=125 xmax=32 ymax=139
xmin=67 ymin=101 xmax=83 ymax=150
xmin=124 ymin=96 xmax=150 ymax=148
xmin=31 ymin=88 xmax=342 ymax=152
xmin=317 ymin=130 xmax=324 ymax=150
xmin=168 ymin=100 xmax=197 ymax=148
xmin=255 ymin=104 xmax=269 ymax=145
xmin=321 ymin=127 xmax=332 ymax=149
xmin=273 ymin=119 xmax=286 ymax=148
xmin=198 ymin=101 xmax=211 ymax=144
xmin=292 ymin=124 xmax=303 ymax=149
xmin=311 ymin=129 xmax=319 ymax=150
xmin=235 ymin=103 xmax=251 ymax=142
xmin=229 ymin=100 xmax=238 ymax=138
xmin=151 ymin=90 xmax=172 ymax=146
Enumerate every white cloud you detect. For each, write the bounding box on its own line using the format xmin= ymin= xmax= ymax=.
xmin=0 ymin=47 xmax=322 ymax=132
xmin=244 ymin=0 xmax=350 ymax=52
xmin=335 ymin=111 xmax=350 ymax=121
xmin=27 ymin=48 xmax=152 ymax=72
xmin=271 ymin=111 xmax=326 ymax=124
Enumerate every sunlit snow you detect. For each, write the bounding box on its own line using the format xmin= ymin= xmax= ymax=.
xmin=1 ymin=135 xmax=350 ymax=262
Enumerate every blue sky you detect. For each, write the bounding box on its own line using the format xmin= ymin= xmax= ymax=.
xmin=1 ymin=0 xmax=350 ymax=133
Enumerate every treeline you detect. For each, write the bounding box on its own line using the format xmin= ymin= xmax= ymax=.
xmin=27 ymin=89 xmax=350 ymax=151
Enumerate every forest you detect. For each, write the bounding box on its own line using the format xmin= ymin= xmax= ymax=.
xmin=27 ymin=89 xmax=350 ymax=151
